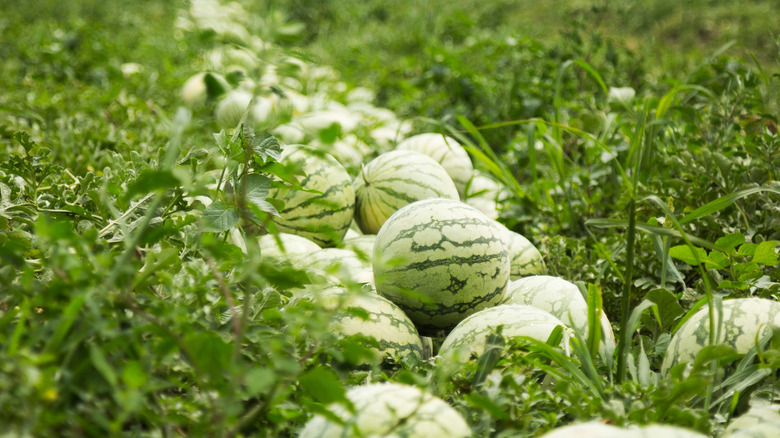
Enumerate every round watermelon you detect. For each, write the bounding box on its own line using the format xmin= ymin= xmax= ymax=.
xmin=491 ymin=220 xmax=546 ymax=280
xmin=501 ymin=275 xmax=614 ymax=348
xmin=438 ymin=304 xmax=572 ymax=360
xmin=258 ymin=232 xmax=321 ymax=260
xmin=537 ymin=422 xmax=707 ymax=438
xmin=343 ymin=234 xmax=376 ymax=260
xmin=373 ymin=198 xmax=509 ymax=335
xmin=661 ymin=298 xmax=780 ymax=374
xmin=297 ymin=247 xmax=373 ymax=285
xmin=267 ymin=145 xmax=355 ymax=247
xmin=464 ymin=172 xmax=506 ymax=220
xmin=296 ymin=286 xmax=425 ymax=365
xmin=299 ymin=382 xmax=471 ymax=438
xmin=721 ymin=402 xmax=780 ymax=438
xmin=353 ymin=150 xmax=459 ymax=234
xmin=396 ymin=133 xmax=473 ymax=198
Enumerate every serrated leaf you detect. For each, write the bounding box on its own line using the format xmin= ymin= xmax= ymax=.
xmin=243 ymin=126 xmax=282 ymax=163
xmin=669 ymin=245 xmax=708 ymax=265
xmin=201 ymin=201 xmax=239 ymax=233
xmin=751 ymin=240 xmax=779 ymax=266
xmin=243 ymin=173 xmax=279 ymax=216
xmin=124 ymin=170 xmax=180 ymax=201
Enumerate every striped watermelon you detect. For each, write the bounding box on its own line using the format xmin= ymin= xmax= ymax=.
xmin=296 ymin=286 xmax=424 ymax=365
xmin=267 ymin=145 xmax=355 ymax=247
xmin=343 ymin=234 xmax=376 ymax=260
xmin=501 ymin=275 xmax=615 ymax=349
xmin=373 ymin=198 xmax=509 ymax=335
xmin=661 ymin=298 xmax=780 ymax=374
xmin=299 ymin=382 xmax=471 ymax=438
xmin=258 ymin=232 xmax=321 ymax=260
xmin=296 ymin=247 xmax=373 ymax=285
xmin=491 ymin=220 xmax=546 ymax=280
xmin=438 ymin=304 xmax=572 ymax=360
xmin=464 ymin=172 xmax=506 ymax=220
xmin=722 ymin=402 xmax=780 ymax=438
xmin=396 ymin=133 xmax=473 ymax=198
xmin=353 ymin=150 xmax=459 ymax=234
xmin=538 ymin=422 xmax=707 ymax=438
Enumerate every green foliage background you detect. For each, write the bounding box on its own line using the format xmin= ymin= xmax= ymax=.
xmin=1 ymin=0 xmax=779 ymax=436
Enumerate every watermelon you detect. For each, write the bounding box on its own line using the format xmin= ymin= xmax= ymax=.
xmin=258 ymin=232 xmax=321 ymax=260
xmin=501 ymin=275 xmax=615 ymax=349
xmin=491 ymin=220 xmax=546 ymax=280
xmin=537 ymin=422 xmax=707 ymax=438
xmin=661 ymin=298 xmax=780 ymax=374
xmin=373 ymin=198 xmax=509 ymax=335
xmin=722 ymin=402 xmax=780 ymax=438
xmin=299 ymin=382 xmax=471 ymax=438
xmin=296 ymin=248 xmax=373 ymax=285
xmin=267 ymin=145 xmax=355 ymax=247
xmin=464 ymin=172 xmax=506 ymax=220
xmin=438 ymin=304 xmax=572 ymax=360
xmin=295 ymin=286 xmax=425 ymax=365
xmin=396 ymin=133 xmax=473 ymax=198
xmin=343 ymin=234 xmax=376 ymax=260
xmin=353 ymin=150 xmax=459 ymax=234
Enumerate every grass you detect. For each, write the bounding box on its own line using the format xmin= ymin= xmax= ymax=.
xmin=1 ymin=0 xmax=779 ymax=436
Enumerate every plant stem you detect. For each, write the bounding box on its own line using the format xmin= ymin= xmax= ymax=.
xmin=617 ymin=198 xmax=637 ymax=383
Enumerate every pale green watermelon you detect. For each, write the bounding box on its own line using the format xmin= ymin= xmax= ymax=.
xmin=343 ymin=234 xmax=376 ymax=261
xmin=491 ymin=220 xmax=546 ymax=280
xmin=297 ymin=286 xmax=425 ymax=365
xmin=373 ymin=198 xmax=509 ymax=335
xmin=258 ymin=232 xmax=321 ymax=260
xmin=464 ymin=172 xmax=508 ymax=220
xmin=721 ymin=402 xmax=780 ymax=438
xmin=353 ymin=150 xmax=459 ymax=234
xmin=299 ymin=382 xmax=471 ymax=438
xmin=438 ymin=304 xmax=571 ymax=360
xmin=296 ymin=247 xmax=373 ymax=285
xmin=396 ymin=133 xmax=473 ymax=198
xmin=501 ymin=275 xmax=614 ymax=348
xmin=267 ymin=145 xmax=355 ymax=247
xmin=661 ymin=298 xmax=780 ymax=374
xmin=538 ymin=422 xmax=707 ymax=438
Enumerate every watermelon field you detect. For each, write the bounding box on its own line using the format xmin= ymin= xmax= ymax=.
xmin=2 ymin=0 xmax=780 ymax=436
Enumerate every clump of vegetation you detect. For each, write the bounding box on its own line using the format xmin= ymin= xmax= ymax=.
xmin=1 ymin=0 xmax=779 ymax=437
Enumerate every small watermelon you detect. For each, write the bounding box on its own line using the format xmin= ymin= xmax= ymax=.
xmin=491 ymin=220 xmax=546 ymax=280
xmin=296 ymin=247 xmax=373 ymax=285
xmin=537 ymin=422 xmax=707 ymax=438
xmin=438 ymin=304 xmax=572 ymax=360
xmin=258 ymin=232 xmax=321 ymax=260
xmin=299 ymin=382 xmax=471 ymax=438
xmin=722 ymin=401 xmax=780 ymax=438
xmin=396 ymin=133 xmax=473 ymax=198
xmin=373 ymin=198 xmax=509 ymax=335
xmin=295 ymin=286 xmax=425 ymax=365
xmin=267 ymin=145 xmax=355 ymax=247
xmin=353 ymin=150 xmax=459 ymax=234
xmin=501 ymin=275 xmax=615 ymax=349
xmin=661 ymin=297 xmax=780 ymax=374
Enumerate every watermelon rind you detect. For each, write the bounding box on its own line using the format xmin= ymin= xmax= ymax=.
xmin=396 ymin=133 xmax=473 ymax=198
xmin=267 ymin=145 xmax=355 ymax=247
xmin=353 ymin=150 xmax=459 ymax=234
xmin=373 ymin=198 xmax=509 ymax=335
xmin=299 ymin=382 xmax=471 ymax=438
xmin=661 ymin=297 xmax=780 ymax=374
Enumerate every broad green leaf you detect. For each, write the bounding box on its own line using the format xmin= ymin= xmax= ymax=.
xmin=243 ymin=126 xmax=282 ymax=163
xmin=751 ymin=240 xmax=779 ymax=266
xmin=644 ymin=289 xmax=684 ymax=330
xmin=184 ymin=332 xmax=232 ymax=381
xmin=245 ymin=368 xmax=275 ymax=396
xmin=122 ymin=361 xmax=148 ymax=389
xmin=715 ymin=233 xmax=746 ymax=251
xmin=201 ymin=201 xmax=239 ymax=233
xmin=298 ymin=367 xmax=347 ymax=405
xmin=243 ymin=173 xmax=279 ymax=216
xmin=705 ymin=250 xmax=730 ymax=270
xmin=669 ymin=245 xmax=707 ymax=265
xmin=123 ymin=170 xmax=180 ymax=202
